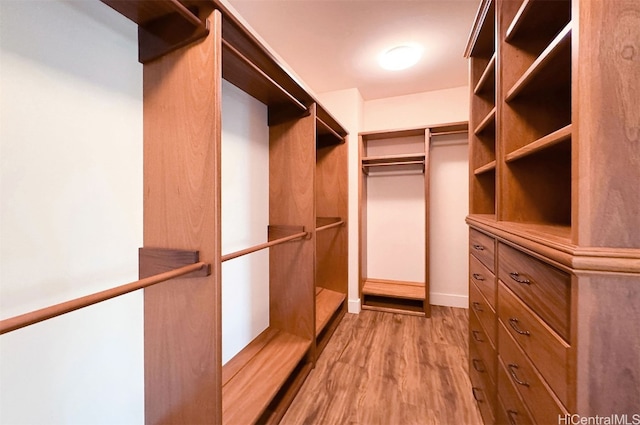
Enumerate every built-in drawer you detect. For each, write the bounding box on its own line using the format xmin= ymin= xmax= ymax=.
xmin=469 ymin=341 xmax=496 ymax=425
xmin=470 ymin=281 xmax=496 ymax=347
xmin=497 ymin=243 xmax=570 ymax=340
xmin=498 ymin=282 xmax=570 ymax=407
xmin=470 ymin=308 xmax=496 ymax=383
xmin=498 ymin=324 xmax=568 ymax=425
xmin=497 ymin=357 xmax=534 ymax=425
xmin=470 ymin=228 xmax=495 ymax=272
xmin=470 ymin=254 xmax=496 ymax=309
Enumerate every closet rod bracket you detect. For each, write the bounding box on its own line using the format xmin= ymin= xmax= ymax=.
xmin=139 ymin=247 xmax=211 ymax=279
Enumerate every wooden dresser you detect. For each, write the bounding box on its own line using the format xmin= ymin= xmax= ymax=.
xmin=465 ymin=0 xmax=640 ymax=422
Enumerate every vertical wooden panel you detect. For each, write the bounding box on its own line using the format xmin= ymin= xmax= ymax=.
xmin=315 ymin=135 xmax=348 ymax=295
xmin=143 ymin=10 xmax=222 ymax=425
xmin=269 ymin=106 xmax=315 ymax=341
xmin=574 ymin=0 xmax=640 ymax=248
xmin=424 ymin=129 xmax=432 ymax=317
xmin=574 ymin=273 xmax=640 ymax=415
xmin=359 ymin=135 xmax=368 ymax=297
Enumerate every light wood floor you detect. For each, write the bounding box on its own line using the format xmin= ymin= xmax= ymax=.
xmin=281 ymin=306 xmax=483 ymax=425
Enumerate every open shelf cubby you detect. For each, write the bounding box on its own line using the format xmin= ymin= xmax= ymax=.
xmin=466 ymin=0 xmax=496 ymax=218
xmin=314 ymin=110 xmax=348 ymax=358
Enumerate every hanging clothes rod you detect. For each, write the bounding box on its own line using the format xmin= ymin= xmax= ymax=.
xmin=430 ymin=129 xmax=469 ymax=136
xmin=221 ymin=230 xmax=308 ymax=262
xmin=316 ymin=219 xmax=345 ymax=232
xmin=0 ymin=261 xmax=208 ymax=335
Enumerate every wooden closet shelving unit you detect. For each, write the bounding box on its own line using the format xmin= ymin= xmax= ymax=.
xmin=359 ymin=123 xmax=468 ymax=317
xmin=314 ymin=108 xmax=348 ymax=354
xmin=465 ymin=0 xmax=640 ymax=422
xmin=95 ymin=1 xmax=351 ymax=423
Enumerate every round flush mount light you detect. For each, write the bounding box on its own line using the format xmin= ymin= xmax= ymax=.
xmin=378 ymin=44 xmax=423 ymax=71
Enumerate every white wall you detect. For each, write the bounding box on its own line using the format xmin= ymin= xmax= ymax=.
xmin=365 ymin=135 xmax=426 ymax=283
xmin=363 ymin=86 xmax=469 ymax=131
xmin=221 ymin=80 xmax=270 ymax=364
xmin=1 ymin=1 xmax=143 ymax=424
xmin=429 ymin=134 xmax=470 ymax=307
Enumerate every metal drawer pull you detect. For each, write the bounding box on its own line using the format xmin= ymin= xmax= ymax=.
xmin=472 ymin=330 xmax=484 ymax=342
xmin=509 ymin=272 xmax=531 ymax=284
xmin=507 ymin=410 xmax=519 ymax=425
xmin=472 ymin=273 xmax=485 ymax=281
xmin=472 ymin=387 xmax=484 ymax=402
xmin=472 ymin=244 xmax=485 ymax=251
xmin=508 ymin=318 xmax=531 ymax=336
xmin=508 ymin=364 xmax=530 ymax=387
xmin=472 ymin=302 xmax=483 ymax=312
xmin=472 ymin=358 xmax=485 ymax=373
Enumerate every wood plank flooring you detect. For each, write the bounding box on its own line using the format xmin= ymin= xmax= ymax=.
xmin=281 ymin=306 xmax=483 ymax=425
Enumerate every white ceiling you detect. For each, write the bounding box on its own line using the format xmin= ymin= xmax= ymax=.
xmin=226 ymin=0 xmax=480 ymax=100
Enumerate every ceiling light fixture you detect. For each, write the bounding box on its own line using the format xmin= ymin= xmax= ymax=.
xmin=378 ymin=44 xmax=423 ymax=71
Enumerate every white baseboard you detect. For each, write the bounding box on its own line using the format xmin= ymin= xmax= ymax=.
xmin=429 ymin=292 xmax=468 ymax=309
xmin=348 ymin=298 xmax=361 ymax=314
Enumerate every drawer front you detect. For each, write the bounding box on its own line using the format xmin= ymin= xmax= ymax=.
xmin=469 ymin=341 xmax=496 ymax=425
xmin=497 ymin=358 xmax=534 ymax=425
xmin=498 ymin=324 xmax=568 ymax=424
xmin=470 ymin=281 xmax=497 ymax=347
xmin=498 ymin=282 xmax=570 ymax=406
xmin=470 ymin=308 xmax=496 ymax=382
xmin=470 ymin=254 xmax=496 ymax=309
xmin=497 ymin=243 xmax=570 ymax=340
xmin=470 ymin=228 xmax=496 ymax=272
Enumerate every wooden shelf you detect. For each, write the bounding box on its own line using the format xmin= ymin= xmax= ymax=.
xmin=431 ymin=121 xmax=470 ymax=136
xmin=505 ymin=23 xmax=572 ymax=102
xmin=100 ymin=0 xmax=211 ymax=63
xmin=500 ymin=221 xmax=572 ymax=244
xmin=474 ymin=160 xmax=497 ymax=175
xmin=505 ymin=125 xmax=572 ymax=163
xmin=316 ymin=116 xmax=344 ymax=148
xmin=362 ymin=278 xmax=425 ymax=300
xmin=505 ymin=0 xmax=571 ymax=43
xmin=362 ymin=153 xmax=425 ymax=174
xmin=222 ymin=327 xmax=311 ymax=425
xmin=474 ymin=53 xmax=496 ymax=95
xmin=467 ymin=213 xmax=497 ymax=224
xmin=464 ymin=0 xmax=495 ymax=58
xmin=222 ymin=39 xmax=307 ymax=119
xmin=316 ymin=106 xmax=347 ymax=148
xmin=315 ymin=288 xmax=346 ymax=337
xmin=474 ymin=107 xmax=496 ymax=135
xmin=362 ymin=153 xmax=425 ymax=166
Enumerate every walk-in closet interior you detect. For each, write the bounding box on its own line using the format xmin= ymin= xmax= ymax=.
xmin=1 ymin=0 xmax=638 ymax=423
